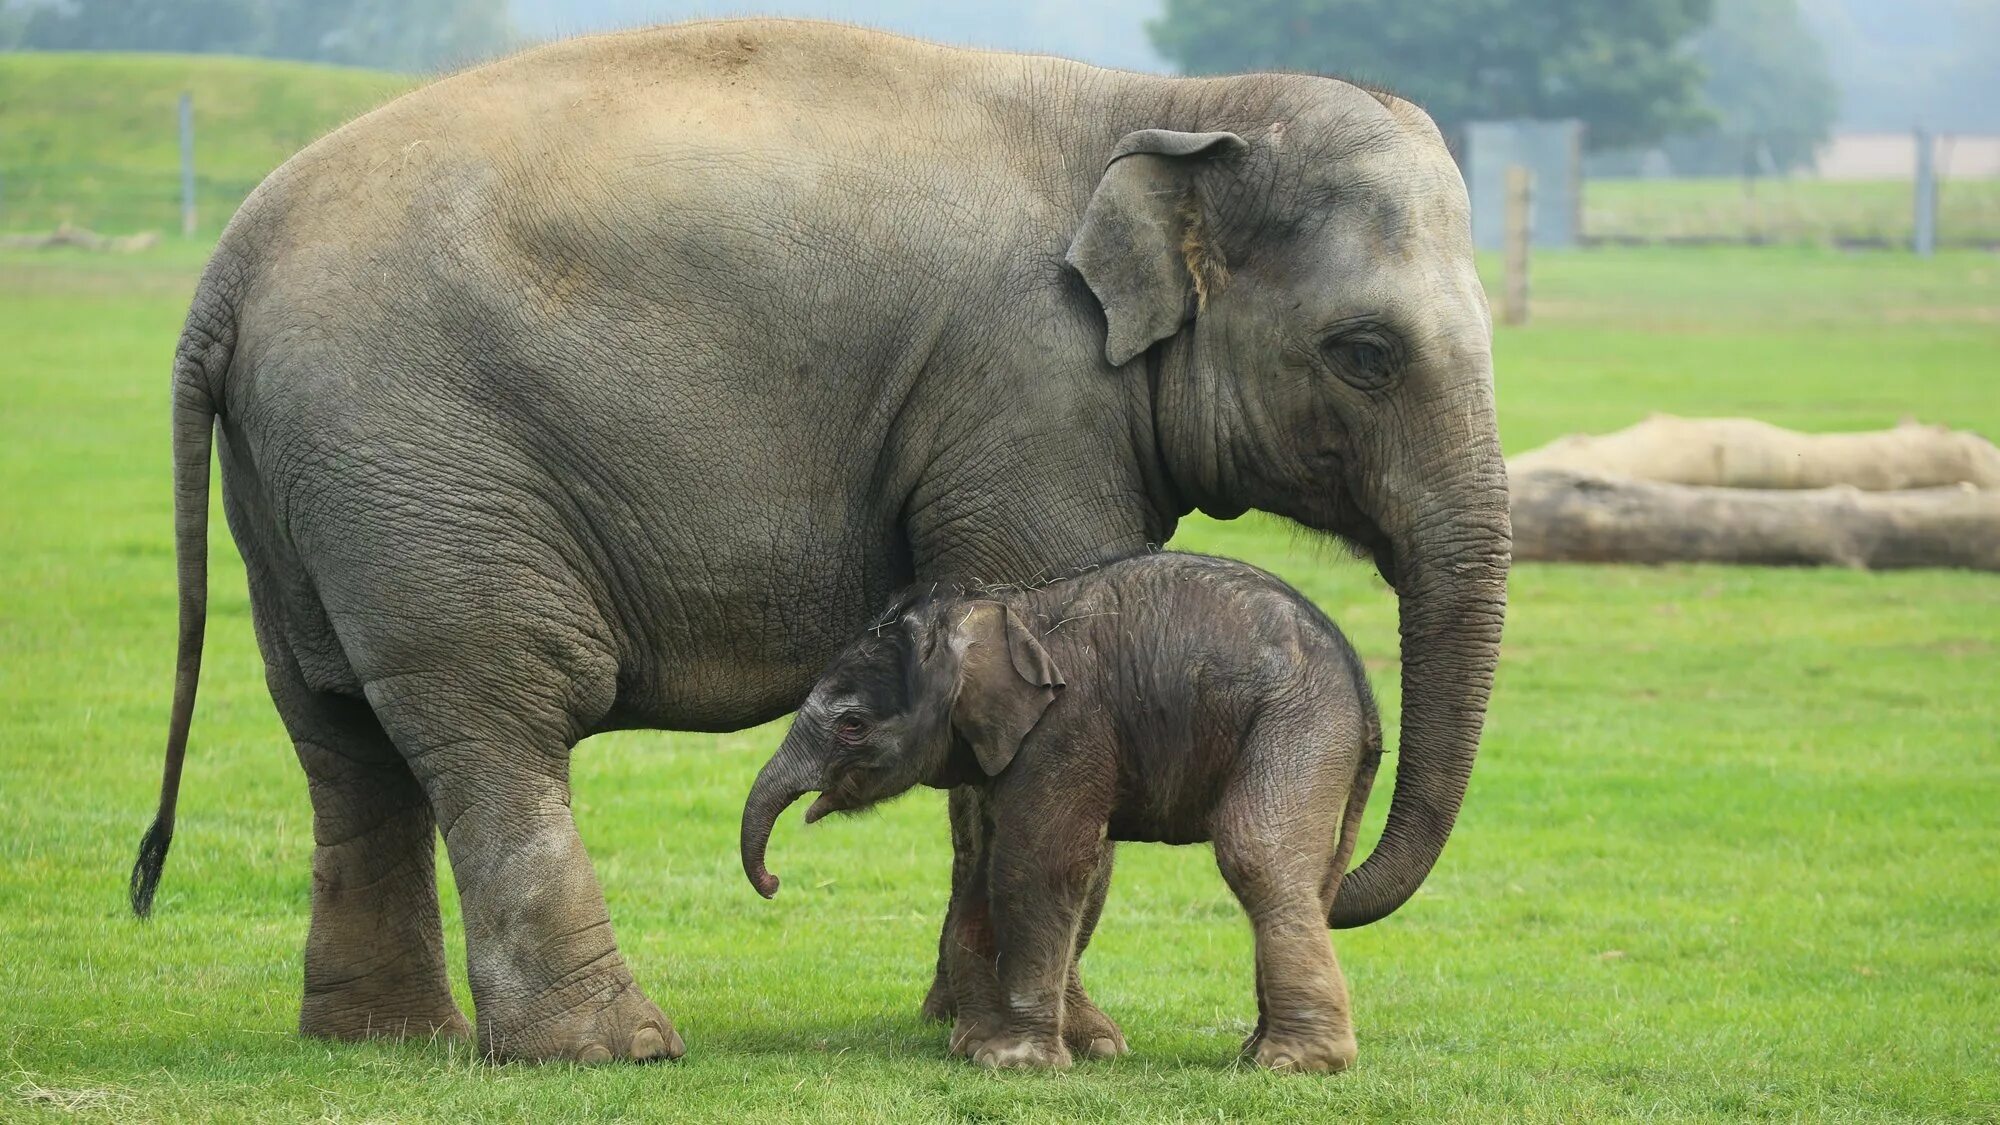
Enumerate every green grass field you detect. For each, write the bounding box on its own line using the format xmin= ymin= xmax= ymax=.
xmin=3 ymin=231 xmax=1996 ymax=1121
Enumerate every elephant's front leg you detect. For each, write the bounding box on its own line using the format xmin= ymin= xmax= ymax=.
xmin=940 ymin=788 xmax=1002 ymax=1057
xmin=1063 ymin=839 xmax=1129 ymax=1059
xmin=968 ymin=814 xmax=1105 ymax=1070
xmin=934 ymin=791 xmax=1127 ymax=1058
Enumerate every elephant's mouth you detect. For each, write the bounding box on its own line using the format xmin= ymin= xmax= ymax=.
xmin=1320 ymin=483 xmax=1399 ymax=590
xmin=802 ymin=765 xmax=882 ymax=823
xmin=1365 ymin=535 xmax=1399 ymax=591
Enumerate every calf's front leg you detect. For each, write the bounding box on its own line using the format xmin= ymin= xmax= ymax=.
xmin=968 ymin=812 xmax=1105 ymax=1070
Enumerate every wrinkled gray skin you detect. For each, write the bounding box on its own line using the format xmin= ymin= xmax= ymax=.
xmin=743 ymin=553 xmax=1385 ymax=1071
xmin=134 ymin=20 xmax=1509 ymax=1063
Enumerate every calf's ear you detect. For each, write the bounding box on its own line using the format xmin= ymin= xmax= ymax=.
xmin=946 ymin=602 xmax=1062 ymax=776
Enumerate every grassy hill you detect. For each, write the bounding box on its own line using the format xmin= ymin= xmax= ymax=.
xmin=0 ymin=52 xmax=411 ymax=236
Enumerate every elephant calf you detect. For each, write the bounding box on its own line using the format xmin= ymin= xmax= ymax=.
xmin=741 ymin=552 xmax=1382 ymax=1072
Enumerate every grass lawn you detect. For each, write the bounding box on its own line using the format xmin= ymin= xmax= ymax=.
xmin=2 ymin=239 xmax=1996 ymax=1121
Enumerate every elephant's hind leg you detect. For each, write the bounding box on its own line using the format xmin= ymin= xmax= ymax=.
xmin=1212 ymin=717 xmax=1358 ymax=1074
xmin=270 ymin=660 xmax=469 ymax=1042
xmin=365 ymin=663 xmax=682 ymax=1065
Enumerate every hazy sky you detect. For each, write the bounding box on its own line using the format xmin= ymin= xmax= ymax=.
xmin=509 ymin=0 xmax=1169 ymax=72
xmin=508 ymin=0 xmax=1997 ymax=132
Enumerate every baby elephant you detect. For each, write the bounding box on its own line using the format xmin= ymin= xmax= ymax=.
xmin=741 ymin=552 xmax=1382 ymax=1072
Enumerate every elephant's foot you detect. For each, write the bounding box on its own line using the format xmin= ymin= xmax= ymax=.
xmin=971 ymin=1032 xmax=1071 ymax=1070
xmin=1247 ymin=1027 xmax=1356 ymax=1074
xmin=301 ymin=981 xmax=471 ymax=1043
xmin=479 ymin=980 xmax=684 ymax=1064
xmin=1061 ymin=991 xmax=1128 ymax=1060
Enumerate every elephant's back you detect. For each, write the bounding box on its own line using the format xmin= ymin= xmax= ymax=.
xmin=213 ymin=17 xmax=1115 ymax=420
xmin=225 ymin=20 xmax=1104 ymax=257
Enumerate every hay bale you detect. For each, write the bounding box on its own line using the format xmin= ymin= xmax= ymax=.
xmin=0 ymin=223 xmax=160 ymax=253
xmin=1510 ymin=415 xmax=2000 ymax=491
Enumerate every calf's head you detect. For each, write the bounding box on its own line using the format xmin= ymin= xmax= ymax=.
xmin=740 ymin=600 xmax=1062 ymax=898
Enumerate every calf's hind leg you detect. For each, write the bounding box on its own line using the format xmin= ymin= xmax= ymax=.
xmin=1212 ymin=749 xmax=1358 ymax=1073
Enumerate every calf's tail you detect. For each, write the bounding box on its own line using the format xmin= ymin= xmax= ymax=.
xmin=1324 ymin=679 xmax=1385 ymax=923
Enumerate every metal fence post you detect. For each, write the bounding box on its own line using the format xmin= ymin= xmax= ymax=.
xmin=1912 ymin=127 xmax=1936 ymax=257
xmin=179 ymin=92 xmax=196 ymax=238
xmin=1503 ymin=164 xmax=1533 ymax=326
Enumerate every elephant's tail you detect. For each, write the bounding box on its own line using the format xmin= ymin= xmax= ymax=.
xmin=1323 ymin=670 xmax=1384 ymax=924
xmin=131 ymin=272 xmax=234 ymax=918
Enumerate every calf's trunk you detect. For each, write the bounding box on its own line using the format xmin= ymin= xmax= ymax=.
xmin=741 ymin=740 xmax=819 ymax=899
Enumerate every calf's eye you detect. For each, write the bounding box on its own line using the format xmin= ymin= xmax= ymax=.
xmin=834 ymin=716 xmax=868 ymax=744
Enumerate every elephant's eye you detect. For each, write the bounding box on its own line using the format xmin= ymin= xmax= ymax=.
xmin=833 ymin=715 xmax=869 ymax=744
xmin=1319 ymin=332 xmax=1397 ymax=391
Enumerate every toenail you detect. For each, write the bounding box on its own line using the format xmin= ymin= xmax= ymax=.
xmin=630 ymin=1027 xmax=666 ymax=1059
xmin=578 ymin=1043 xmax=612 ymax=1065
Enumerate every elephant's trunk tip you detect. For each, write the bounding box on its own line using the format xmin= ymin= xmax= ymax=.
xmin=742 ymin=748 xmax=810 ymax=901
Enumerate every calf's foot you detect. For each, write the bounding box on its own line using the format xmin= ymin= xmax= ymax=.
xmin=948 ymin=1014 xmax=998 ymax=1058
xmin=1061 ymin=989 xmax=1128 ymax=1060
xmin=920 ymin=974 xmax=956 ymax=1023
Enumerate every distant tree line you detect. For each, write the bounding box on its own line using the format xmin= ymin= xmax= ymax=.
xmin=3 ymin=0 xmax=513 ymax=72
xmin=1150 ymin=0 xmax=1841 ymax=174
xmin=7 ymin=0 xmax=1856 ymax=175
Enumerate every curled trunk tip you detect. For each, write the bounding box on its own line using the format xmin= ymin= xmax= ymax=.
xmin=741 ymin=742 xmax=815 ymax=901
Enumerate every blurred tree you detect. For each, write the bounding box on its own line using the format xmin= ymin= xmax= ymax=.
xmin=1802 ymin=0 xmax=2000 ymax=133
xmin=11 ymin=0 xmax=512 ymax=71
xmin=0 ymin=4 xmax=27 ymax=48
xmin=264 ymin=0 xmax=513 ymax=72
xmin=1675 ymin=0 xmax=1838 ymax=174
xmin=15 ymin=0 xmax=267 ymax=54
xmin=1147 ymin=0 xmax=1716 ymax=151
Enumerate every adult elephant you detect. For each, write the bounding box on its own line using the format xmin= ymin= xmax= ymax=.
xmin=132 ymin=19 xmax=1509 ymax=1063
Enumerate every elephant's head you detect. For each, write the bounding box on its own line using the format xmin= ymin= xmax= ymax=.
xmin=1066 ymin=84 xmax=1510 ymax=926
xmin=742 ymin=598 xmax=1061 ymax=898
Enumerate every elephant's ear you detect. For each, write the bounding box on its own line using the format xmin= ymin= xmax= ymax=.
xmin=1066 ymin=129 xmax=1249 ymax=367
xmin=947 ymin=601 xmax=1063 ymax=777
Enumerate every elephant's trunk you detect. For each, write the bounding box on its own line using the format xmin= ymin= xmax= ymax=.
xmin=741 ymin=738 xmax=820 ymax=899
xmin=1330 ymin=458 xmax=1510 ymax=929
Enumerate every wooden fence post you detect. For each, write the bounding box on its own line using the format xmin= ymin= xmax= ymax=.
xmin=179 ymin=92 xmax=196 ymax=238
xmin=1912 ymin=127 xmax=1937 ymax=257
xmin=1502 ymin=164 xmax=1533 ymax=326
